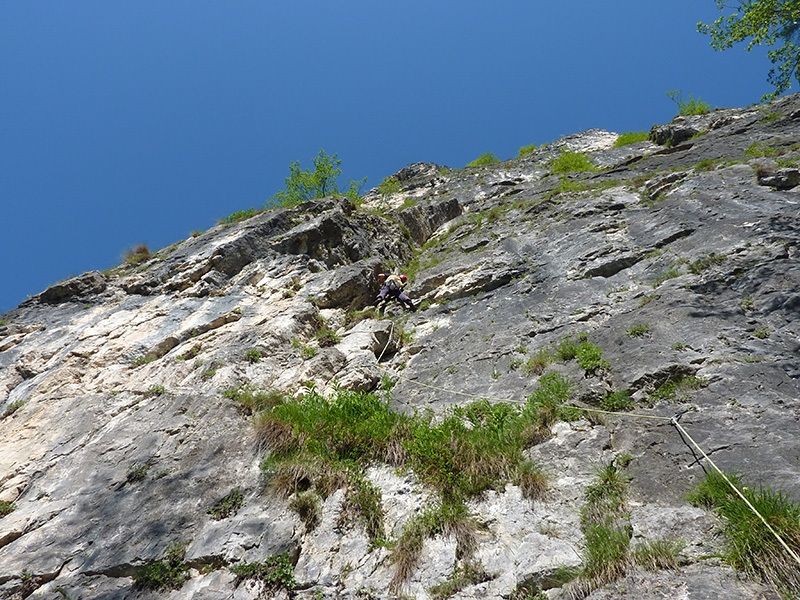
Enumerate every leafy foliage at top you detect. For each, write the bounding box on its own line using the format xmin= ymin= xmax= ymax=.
xmin=270 ymin=149 xmax=366 ymax=207
xmin=698 ymin=0 xmax=800 ymax=100
xmin=466 ymin=152 xmax=500 ymax=168
xmin=666 ymin=90 xmax=713 ymax=116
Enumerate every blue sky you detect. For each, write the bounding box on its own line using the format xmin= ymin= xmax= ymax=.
xmin=0 ymin=2 xmax=785 ymax=313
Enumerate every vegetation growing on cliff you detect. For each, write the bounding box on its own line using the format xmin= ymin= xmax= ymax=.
xmin=252 ymin=375 xmax=583 ymax=585
xmin=270 ymin=149 xmax=366 ymax=207
xmin=699 ymin=0 xmax=800 ymax=99
xmin=688 ymin=470 xmax=800 ymax=597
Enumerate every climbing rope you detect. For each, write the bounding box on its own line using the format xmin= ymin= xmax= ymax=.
xmin=670 ymin=413 xmax=800 ymax=569
xmin=376 ymin=328 xmax=800 ymax=565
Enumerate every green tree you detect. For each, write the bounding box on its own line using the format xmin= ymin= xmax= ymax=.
xmin=270 ymin=149 xmax=366 ymax=207
xmin=698 ymin=1 xmax=800 ymax=99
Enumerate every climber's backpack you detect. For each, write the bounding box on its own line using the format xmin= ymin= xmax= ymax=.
xmin=386 ymin=275 xmax=402 ymax=291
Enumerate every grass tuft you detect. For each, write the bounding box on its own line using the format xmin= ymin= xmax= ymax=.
xmin=208 ymin=487 xmax=244 ymax=520
xmin=0 ymin=500 xmax=16 ymax=518
xmin=466 ymin=152 xmax=500 ymax=167
xmin=613 ymin=131 xmax=649 ymax=148
xmin=230 ymin=553 xmax=296 ymax=593
xmin=134 ymin=543 xmax=190 ymax=591
xmin=688 ymin=471 xmax=800 ymax=595
xmin=549 ymin=151 xmax=598 ymax=174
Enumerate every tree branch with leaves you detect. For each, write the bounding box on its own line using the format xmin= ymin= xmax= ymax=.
xmin=270 ymin=149 xmax=366 ymax=208
xmin=699 ymin=0 xmax=800 ymax=100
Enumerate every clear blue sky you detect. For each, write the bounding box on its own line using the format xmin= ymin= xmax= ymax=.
xmin=0 ymin=2 xmax=785 ymax=313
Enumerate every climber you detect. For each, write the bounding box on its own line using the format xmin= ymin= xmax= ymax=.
xmin=374 ymin=273 xmax=416 ymax=311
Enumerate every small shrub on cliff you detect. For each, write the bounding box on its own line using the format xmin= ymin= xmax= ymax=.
xmin=123 ymin=244 xmax=151 ymax=266
xmin=134 ymin=542 xmax=190 ymax=591
xmin=518 ymin=143 xmax=537 ymax=157
xmin=378 ymin=175 xmax=401 ymax=197
xmin=549 ymin=150 xmax=598 ymax=174
xmin=126 ymin=462 xmax=150 ymax=483
xmin=2 ymin=400 xmax=25 ymax=419
xmin=613 ymin=131 xmax=649 ymax=148
xmin=208 ymin=487 xmax=244 ymax=520
xmin=523 ymin=347 xmax=554 ymax=375
xmin=0 ymin=500 xmax=16 ymax=518
xmin=466 ymin=152 xmax=500 ymax=167
xmin=575 ymin=341 xmax=611 ymax=375
xmin=231 ymin=552 xmax=296 ymax=593
xmin=269 ymin=149 xmax=365 ymax=207
xmin=648 ymin=374 xmax=708 ymax=404
xmin=220 ymin=207 xmax=260 ymax=225
xmin=667 ymin=90 xmax=712 ymax=116
xmin=626 ymin=323 xmax=650 ymax=338
xmin=244 ymin=348 xmax=264 ymax=363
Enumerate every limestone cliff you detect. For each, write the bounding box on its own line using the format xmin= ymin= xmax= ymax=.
xmin=2 ymin=93 xmax=800 ymax=600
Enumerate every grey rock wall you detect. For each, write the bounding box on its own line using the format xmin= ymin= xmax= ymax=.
xmin=3 ymin=94 xmax=800 ymax=599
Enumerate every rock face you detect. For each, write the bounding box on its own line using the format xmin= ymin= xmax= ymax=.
xmin=3 ymin=95 xmax=800 ymax=599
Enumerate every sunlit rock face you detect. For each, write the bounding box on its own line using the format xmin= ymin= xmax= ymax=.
xmin=3 ymin=94 xmax=800 ymax=600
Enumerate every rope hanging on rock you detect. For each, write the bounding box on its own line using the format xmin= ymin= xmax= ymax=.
xmin=670 ymin=413 xmax=800 ymax=569
xmin=378 ymin=328 xmax=800 ymax=567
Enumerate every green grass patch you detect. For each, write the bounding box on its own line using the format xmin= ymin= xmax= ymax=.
xmin=391 ymin=501 xmax=478 ymax=593
xmin=753 ymin=327 xmax=770 ymax=340
xmin=231 ymin=552 xmax=296 ymax=593
xmin=518 ymin=143 xmax=537 ymax=158
xmin=244 ymin=348 xmax=264 ymax=363
xmin=627 ymin=323 xmax=650 ymax=338
xmin=466 ymin=152 xmax=500 ymax=168
xmin=0 ymin=500 xmax=16 ymax=518
xmin=613 ymin=131 xmax=649 ymax=148
xmin=1 ymin=400 xmax=25 ymax=419
xmin=252 ymin=381 xmax=579 ymax=586
xmin=638 ymin=294 xmax=660 ymax=308
xmin=523 ymin=347 xmax=555 ymax=376
xmin=223 ymin=386 xmax=287 ymax=415
xmin=549 ymin=150 xmax=598 ymax=174
xmin=631 ymin=539 xmax=683 ymax=571
xmin=289 ymin=490 xmax=322 ymax=529
xmin=651 ymin=267 xmax=682 ymax=287
xmin=689 ymin=252 xmax=725 ymax=274
xmin=649 ymin=374 xmax=708 ymax=404
xmin=430 ymin=562 xmax=494 ymax=599
xmin=600 ymin=390 xmax=634 ymax=412
xmin=134 ymin=543 xmax=190 ymax=591
xmin=576 ymin=342 xmax=611 ymax=375
xmin=745 ymin=142 xmax=780 ymax=159
xmin=688 ymin=471 xmax=800 ymax=596
xmin=208 ymin=487 xmax=244 ymax=520
xmin=220 ymin=207 xmax=260 ymax=225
